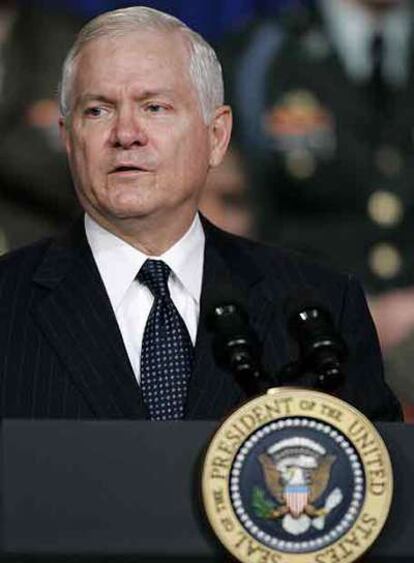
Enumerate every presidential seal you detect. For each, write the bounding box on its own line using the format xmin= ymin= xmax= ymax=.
xmin=202 ymin=388 xmax=392 ymax=563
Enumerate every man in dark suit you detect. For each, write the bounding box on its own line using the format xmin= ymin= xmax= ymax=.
xmin=0 ymin=6 xmax=401 ymax=421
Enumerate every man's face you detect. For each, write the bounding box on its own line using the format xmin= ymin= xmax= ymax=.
xmin=61 ymin=31 xmax=230 ymax=232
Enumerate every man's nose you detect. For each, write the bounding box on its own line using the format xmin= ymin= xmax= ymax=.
xmin=110 ymin=108 xmax=148 ymax=148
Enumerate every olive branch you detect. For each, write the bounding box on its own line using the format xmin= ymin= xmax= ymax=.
xmin=252 ymin=486 xmax=276 ymax=519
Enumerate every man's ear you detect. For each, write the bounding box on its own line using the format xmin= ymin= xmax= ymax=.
xmin=208 ymin=105 xmax=233 ymax=168
xmin=59 ymin=116 xmax=71 ymax=155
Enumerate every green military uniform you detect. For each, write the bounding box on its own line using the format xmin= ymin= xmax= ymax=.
xmin=220 ymin=2 xmax=414 ymax=294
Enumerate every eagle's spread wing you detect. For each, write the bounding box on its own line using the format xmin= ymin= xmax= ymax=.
xmin=309 ymin=455 xmax=336 ymax=503
xmin=258 ymin=453 xmax=284 ymax=503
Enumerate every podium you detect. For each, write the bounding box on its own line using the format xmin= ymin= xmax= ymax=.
xmin=0 ymin=420 xmax=412 ymax=562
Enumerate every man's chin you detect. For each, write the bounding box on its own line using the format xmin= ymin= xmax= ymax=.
xmin=103 ymin=206 xmax=151 ymax=221
xmin=98 ymin=194 xmax=153 ymax=220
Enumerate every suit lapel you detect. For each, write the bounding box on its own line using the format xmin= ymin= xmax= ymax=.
xmin=31 ymin=220 xmax=146 ymax=419
xmin=185 ymin=233 xmax=238 ymax=419
xmin=186 ymin=220 xmax=286 ymax=420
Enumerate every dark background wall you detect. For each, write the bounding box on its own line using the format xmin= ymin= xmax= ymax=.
xmin=21 ymin=0 xmax=308 ymax=41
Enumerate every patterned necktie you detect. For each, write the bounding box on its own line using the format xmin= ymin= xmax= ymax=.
xmin=138 ymin=259 xmax=194 ymax=420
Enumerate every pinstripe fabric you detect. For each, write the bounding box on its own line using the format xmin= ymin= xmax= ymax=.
xmin=0 ymin=217 xmax=402 ymax=421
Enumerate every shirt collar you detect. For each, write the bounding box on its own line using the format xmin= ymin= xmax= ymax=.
xmin=320 ymin=0 xmax=411 ymax=85
xmin=85 ymin=213 xmax=205 ymax=311
xmin=159 ymin=213 xmax=205 ymax=303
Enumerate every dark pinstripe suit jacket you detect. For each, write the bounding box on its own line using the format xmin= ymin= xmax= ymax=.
xmin=0 ymin=218 xmax=401 ymax=421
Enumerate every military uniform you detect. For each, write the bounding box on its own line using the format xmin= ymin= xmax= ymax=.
xmin=0 ymin=6 xmax=81 ymax=255
xmin=220 ymin=3 xmax=414 ymax=294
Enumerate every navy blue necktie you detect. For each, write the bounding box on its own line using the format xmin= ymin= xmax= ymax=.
xmin=138 ymin=259 xmax=194 ymax=420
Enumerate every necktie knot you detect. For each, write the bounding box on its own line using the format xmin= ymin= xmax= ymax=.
xmin=138 ymin=259 xmax=170 ymax=298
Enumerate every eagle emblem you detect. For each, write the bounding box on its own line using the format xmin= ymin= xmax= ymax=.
xmin=253 ymin=437 xmax=343 ymax=535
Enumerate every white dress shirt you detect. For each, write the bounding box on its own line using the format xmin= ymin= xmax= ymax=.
xmin=320 ymin=0 xmax=411 ymax=86
xmin=85 ymin=213 xmax=205 ymax=384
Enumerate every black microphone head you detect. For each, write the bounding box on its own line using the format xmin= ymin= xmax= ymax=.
xmin=203 ymin=283 xmax=249 ymax=336
xmin=284 ymin=287 xmax=347 ymax=390
xmin=284 ymin=288 xmax=337 ymax=340
xmin=284 ymin=287 xmax=330 ymax=320
xmin=203 ymin=283 xmax=266 ymax=390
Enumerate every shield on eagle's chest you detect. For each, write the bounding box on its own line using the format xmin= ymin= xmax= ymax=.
xmin=284 ymin=485 xmax=309 ymax=517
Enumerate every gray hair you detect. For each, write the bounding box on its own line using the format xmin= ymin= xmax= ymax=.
xmin=59 ymin=6 xmax=224 ymax=124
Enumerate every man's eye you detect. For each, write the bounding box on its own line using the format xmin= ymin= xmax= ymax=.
xmin=146 ymin=104 xmax=166 ymax=113
xmin=84 ymin=106 xmax=106 ymax=117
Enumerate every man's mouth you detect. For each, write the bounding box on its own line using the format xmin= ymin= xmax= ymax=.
xmin=110 ymin=164 xmax=147 ymax=174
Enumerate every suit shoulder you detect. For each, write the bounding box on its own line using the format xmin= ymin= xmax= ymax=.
xmin=0 ymin=238 xmax=52 ymax=279
xmin=210 ymin=224 xmax=353 ymax=290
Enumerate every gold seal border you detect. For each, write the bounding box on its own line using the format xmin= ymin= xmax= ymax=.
xmin=202 ymin=388 xmax=393 ymax=563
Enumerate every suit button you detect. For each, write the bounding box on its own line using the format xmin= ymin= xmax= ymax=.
xmin=367 ymin=190 xmax=403 ymax=227
xmin=369 ymin=243 xmax=402 ymax=279
xmin=375 ymin=146 xmax=403 ymax=177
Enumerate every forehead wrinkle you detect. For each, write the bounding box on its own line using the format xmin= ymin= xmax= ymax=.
xmin=79 ymin=87 xmax=178 ymax=103
xmin=81 ymin=29 xmax=191 ymax=73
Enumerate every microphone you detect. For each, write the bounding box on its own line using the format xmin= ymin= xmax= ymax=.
xmin=206 ymin=289 xmax=273 ymax=396
xmin=284 ymin=290 xmax=347 ymax=391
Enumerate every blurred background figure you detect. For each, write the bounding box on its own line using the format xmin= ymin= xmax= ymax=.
xmin=199 ymin=143 xmax=254 ymax=237
xmin=220 ymin=0 xmax=414 ymax=410
xmin=0 ymin=0 xmax=81 ymax=255
xmin=222 ymin=0 xmax=414 ymax=297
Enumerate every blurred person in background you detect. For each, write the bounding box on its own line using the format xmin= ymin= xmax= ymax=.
xmin=199 ymin=142 xmax=254 ymax=237
xmin=220 ymin=0 xmax=414 ymax=403
xmin=0 ymin=0 xmax=81 ymax=255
